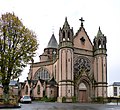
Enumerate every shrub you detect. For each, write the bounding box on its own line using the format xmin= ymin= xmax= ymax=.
xmin=96 ymin=97 xmax=104 ymax=103
xmin=62 ymin=97 xmax=66 ymax=102
xmin=72 ymin=96 xmax=76 ymax=103
xmin=40 ymin=96 xmax=57 ymax=102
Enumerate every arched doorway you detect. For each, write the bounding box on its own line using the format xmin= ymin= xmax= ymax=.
xmin=79 ymin=82 xmax=87 ymax=102
xmin=74 ymin=56 xmax=92 ymax=102
xmin=76 ymin=78 xmax=91 ymax=103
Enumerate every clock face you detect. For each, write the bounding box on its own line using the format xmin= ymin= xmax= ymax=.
xmin=74 ymin=57 xmax=91 ymax=79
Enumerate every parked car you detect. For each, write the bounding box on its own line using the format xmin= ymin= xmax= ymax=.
xmin=20 ymin=95 xmax=32 ymax=103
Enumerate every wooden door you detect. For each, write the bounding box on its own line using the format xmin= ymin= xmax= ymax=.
xmin=79 ymin=90 xmax=87 ymax=103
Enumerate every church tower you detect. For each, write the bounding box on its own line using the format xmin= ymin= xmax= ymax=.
xmin=58 ymin=17 xmax=74 ymax=102
xmin=93 ymin=27 xmax=107 ymax=98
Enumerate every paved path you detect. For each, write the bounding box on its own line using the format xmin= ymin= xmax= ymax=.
xmin=1 ymin=102 xmax=120 ymax=110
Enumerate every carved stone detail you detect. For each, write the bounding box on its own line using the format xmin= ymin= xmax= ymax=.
xmin=74 ymin=57 xmax=91 ymax=80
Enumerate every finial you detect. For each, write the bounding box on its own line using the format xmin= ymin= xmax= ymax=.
xmin=97 ymin=26 xmax=103 ymax=37
xmin=79 ymin=17 xmax=85 ymax=27
xmin=65 ymin=17 xmax=67 ymax=21
xmin=52 ymin=26 xmax=54 ymax=34
xmin=63 ymin=17 xmax=69 ymax=28
xmin=99 ymin=26 xmax=101 ymax=31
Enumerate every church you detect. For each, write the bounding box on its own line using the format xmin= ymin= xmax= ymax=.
xmin=19 ymin=17 xmax=107 ymax=102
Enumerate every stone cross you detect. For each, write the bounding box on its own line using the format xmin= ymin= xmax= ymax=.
xmin=79 ymin=17 xmax=85 ymax=27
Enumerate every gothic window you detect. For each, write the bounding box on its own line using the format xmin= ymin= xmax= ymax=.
xmin=63 ymin=37 xmax=65 ymax=41
xmin=103 ymin=40 xmax=106 ymax=48
xmin=51 ymin=90 xmax=52 ymax=94
xmin=25 ymin=85 xmax=28 ymax=95
xmin=67 ymin=31 xmax=70 ymax=41
xmin=74 ymin=57 xmax=91 ymax=79
xmin=34 ymin=68 xmax=50 ymax=80
xmin=62 ymin=31 xmax=65 ymax=41
xmin=37 ymin=85 xmax=40 ymax=95
xmin=98 ymin=39 xmax=101 ymax=48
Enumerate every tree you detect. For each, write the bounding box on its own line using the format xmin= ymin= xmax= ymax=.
xmin=0 ymin=12 xmax=38 ymax=103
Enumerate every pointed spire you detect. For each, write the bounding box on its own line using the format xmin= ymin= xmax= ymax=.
xmin=47 ymin=33 xmax=58 ymax=48
xmin=63 ymin=17 xmax=70 ymax=29
xmin=97 ymin=26 xmax=103 ymax=37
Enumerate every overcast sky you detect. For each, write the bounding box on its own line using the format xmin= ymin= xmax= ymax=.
xmin=0 ymin=0 xmax=120 ymax=84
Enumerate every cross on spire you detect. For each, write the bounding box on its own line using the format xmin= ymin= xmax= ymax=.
xmin=79 ymin=17 xmax=85 ymax=27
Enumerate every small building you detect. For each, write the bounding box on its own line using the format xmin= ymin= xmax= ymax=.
xmin=0 ymin=80 xmax=19 ymax=96
xmin=19 ymin=77 xmax=58 ymax=100
xmin=108 ymin=82 xmax=120 ymax=98
xmin=9 ymin=80 xmax=19 ymax=95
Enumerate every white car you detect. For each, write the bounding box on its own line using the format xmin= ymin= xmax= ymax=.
xmin=20 ymin=95 xmax=32 ymax=103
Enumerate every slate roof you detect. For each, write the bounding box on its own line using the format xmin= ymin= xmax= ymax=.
xmin=0 ymin=80 xmax=18 ymax=87
xmin=47 ymin=77 xmax=58 ymax=86
xmin=9 ymin=80 xmax=18 ymax=86
xmin=113 ymin=82 xmax=120 ymax=86
xmin=47 ymin=34 xmax=58 ymax=49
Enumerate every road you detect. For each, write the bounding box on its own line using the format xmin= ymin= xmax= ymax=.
xmin=1 ymin=102 xmax=120 ymax=110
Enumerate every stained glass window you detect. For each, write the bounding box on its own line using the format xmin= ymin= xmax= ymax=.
xmin=34 ymin=68 xmax=50 ymax=80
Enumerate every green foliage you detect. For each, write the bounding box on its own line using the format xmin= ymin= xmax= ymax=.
xmin=0 ymin=12 xmax=38 ymax=99
xmin=62 ymin=97 xmax=66 ymax=102
xmin=91 ymin=97 xmax=96 ymax=102
xmin=96 ymin=97 xmax=104 ymax=103
xmin=40 ymin=96 xmax=57 ymax=102
xmin=40 ymin=96 xmax=48 ymax=101
xmin=0 ymin=95 xmax=18 ymax=105
xmin=72 ymin=96 xmax=76 ymax=103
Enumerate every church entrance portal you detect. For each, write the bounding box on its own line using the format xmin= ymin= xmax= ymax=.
xmin=78 ymin=83 xmax=87 ymax=102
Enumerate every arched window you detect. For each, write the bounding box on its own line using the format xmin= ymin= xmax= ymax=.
xmin=62 ymin=31 xmax=65 ymax=41
xmin=34 ymin=68 xmax=50 ymax=80
xmin=103 ymin=40 xmax=106 ymax=48
xmin=51 ymin=90 xmax=52 ymax=95
xmin=25 ymin=85 xmax=28 ymax=95
xmin=37 ymin=85 xmax=40 ymax=95
xmin=67 ymin=31 xmax=70 ymax=41
xmin=63 ymin=37 xmax=65 ymax=41
xmin=98 ymin=39 xmax=101 ymax=48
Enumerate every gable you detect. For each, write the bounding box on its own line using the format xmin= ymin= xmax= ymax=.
xmin=73 ymin=27 xmax=93 ymax=51
xmin=34 ymin=80 xmax=43 ymax=88
xmin=24 ymin=81 xmax=30 ymax=89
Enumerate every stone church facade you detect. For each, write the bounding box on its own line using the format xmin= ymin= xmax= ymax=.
xmin=20 ymin=17 xmax=107 ymax=102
